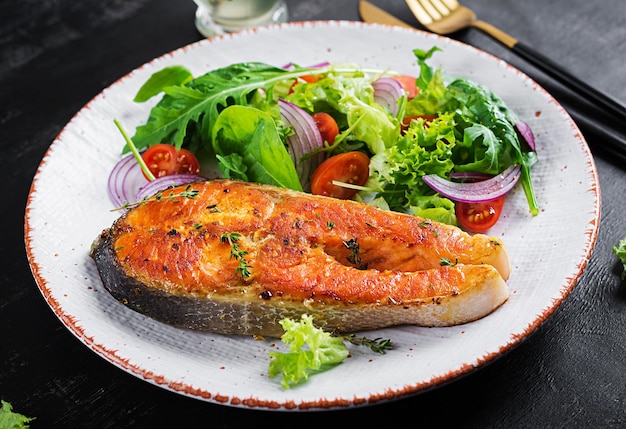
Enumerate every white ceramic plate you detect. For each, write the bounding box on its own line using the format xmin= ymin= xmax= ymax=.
xmin=24 ymin=21 xmax=600 ymax=410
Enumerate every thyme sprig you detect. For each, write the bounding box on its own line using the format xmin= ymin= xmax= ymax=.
xmin=343 ymin=334 xmax=393 ymax=354
xmin=220 ymin=231 xmax=252 ymax=278
xmin=342 ymin=238 xmax=362 ymax=267
xmin=113 ymin=185 xmax=199 ymax=211
xmin=439 ymin=257 xmax=458 ymax=266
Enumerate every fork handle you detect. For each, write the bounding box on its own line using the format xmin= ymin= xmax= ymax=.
xmin=511 ymin=41 xmax=626 ymax=123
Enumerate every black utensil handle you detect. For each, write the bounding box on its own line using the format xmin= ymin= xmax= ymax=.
xmin=512 ymin=41 xmax=626 ymax=124
xmin=568 ymin=108 xmax=626 ymax=166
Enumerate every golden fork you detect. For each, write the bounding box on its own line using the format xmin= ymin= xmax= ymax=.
xmin=404 ymin=0 xmax=626 ymax=123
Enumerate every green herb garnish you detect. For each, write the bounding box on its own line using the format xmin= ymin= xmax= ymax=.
xmin=439 ymin=257 xmax=458 ymax=266
xmin=342 ymin=238 xmax=362 ymax=267
xmin=220 ymin=232 xmax=252 ymax=278
xmin=114 ymin=185 xmax=199 ymax=211
xmin=343 ymin=334 xmax=393 ymax=354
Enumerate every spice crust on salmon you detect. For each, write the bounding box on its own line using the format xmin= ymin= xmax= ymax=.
xmin=91 ymin=179 xmax=511 ymax=337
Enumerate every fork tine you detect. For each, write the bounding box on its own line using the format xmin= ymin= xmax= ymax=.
xmin=417 ymin=0 xmax=442 ymax=21
xmin=441 ymin=0 xmax=459 ymax=10
xmin=429 ymin=0 xmax=451 ymax=17
xmin=407 ymin=0 xmax=436 ymax=25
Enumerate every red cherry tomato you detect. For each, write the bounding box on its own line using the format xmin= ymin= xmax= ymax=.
xmin=312 ymin=112 xmax=339 ymax=144
xmin=310 ymin=151 xmax=370 ymax=199
xmin=455 ymin=196 xmax=506 ymax=233
xmin=141 ymin=144 xmax=200 ymax=180
xmin=175 ymin=148 xmax=201 ymax=175
xmin=393 ymin=75 xmax=419 ymax=98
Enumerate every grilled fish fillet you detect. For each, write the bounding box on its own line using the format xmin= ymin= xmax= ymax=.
xmin=91 ymin=179 xmax=510 ymax=337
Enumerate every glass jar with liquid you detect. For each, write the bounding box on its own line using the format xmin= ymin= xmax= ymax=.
xmin=194 ymin=0 xmax=288 ymax=37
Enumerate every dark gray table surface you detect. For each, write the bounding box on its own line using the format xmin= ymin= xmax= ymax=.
xmin=2 ymin=0 xmax=625 ymax=427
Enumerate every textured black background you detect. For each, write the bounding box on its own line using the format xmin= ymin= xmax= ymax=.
xmin=2 ymin=0 xmax=625 ymax=427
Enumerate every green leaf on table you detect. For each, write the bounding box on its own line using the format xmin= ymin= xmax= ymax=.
xmin=0 ymin=400 xmax=35 ymax=429
xmin=613 ymin=237 xmax=626 ymax=280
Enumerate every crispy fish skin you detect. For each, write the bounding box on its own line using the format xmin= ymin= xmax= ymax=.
xmin=91 ymin=179 xmax=510 ymax=337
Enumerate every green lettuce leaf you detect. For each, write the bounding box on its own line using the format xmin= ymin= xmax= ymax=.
xmin=368 ymin=112 xmax=459 ymax=221
xmin=268 ymin=315 xmax=349 ymax=389
xmin=409 ymin=194 xmax=457 ymax=225
xmin=0 ymin=401 xmax=34 ymax=429
xmin=211 ymin=105 xmax=302 ymax=191
xmin=286 ymin=71 xmax=398 ymax=154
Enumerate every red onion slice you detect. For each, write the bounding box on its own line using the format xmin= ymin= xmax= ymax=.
xmin=372 ymin=77 xmax=404 ymax=116
xmin=279 ymin=99 xmax=325 ymax=192
xmin=108 ymin=153 xmax=203 ymax=209
xmin=136 ymin=174 xmax=205 ymax=201
xmin=107 ymin=153 xmax=149 ymax=208
xmin=515 ymin=121 xmax=536 ymax=151
xmin=422 ymin=164 xmax=522 ymax=203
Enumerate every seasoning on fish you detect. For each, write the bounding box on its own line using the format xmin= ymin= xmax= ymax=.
xmin=91 ymin=179 xmax=511 ymax=337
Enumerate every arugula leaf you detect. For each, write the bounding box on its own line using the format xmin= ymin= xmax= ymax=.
xmin=128 ymin=62 xmax=313 ymax=153
xmin=414 ymin=46 xmax=442 ymax=93
xmin=268 ymin=315 xmax=349 ymax=389
xmin=447 ymin=78 xmax=539 ymax=215
xmin=613 ymin=237 xmax=626 ymax=280
xmin=212 ymin=105 xmax=302 ymax=190
xmin=133 ymin=65 xmax=194 ymax=103
xmin=0 ymin=401 xmax=34 ymax=429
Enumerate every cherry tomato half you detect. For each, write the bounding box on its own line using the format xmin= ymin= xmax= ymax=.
xmin=393 ymin=75 xmax=419 ymax=99
xmin=312 ymin=112 xmax=339 ymax=144
xmin=455 ymin=196 xmax=506 ymax=233
xmin=141 ymin=143 xmax=200 ymax=180
xmin=310 ymin=151 xmax=370 ymax=199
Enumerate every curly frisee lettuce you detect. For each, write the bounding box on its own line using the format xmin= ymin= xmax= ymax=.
xmin=268 ymin=315 xmax=348 ymax=389
xmin=268 ymin=315 xmax=392 ymax=389
xmin=0 ymin=400 xmax=35 ymax=429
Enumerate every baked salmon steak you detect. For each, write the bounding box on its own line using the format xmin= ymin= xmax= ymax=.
xmin=91 ymin=179 xmax=511 ymax=337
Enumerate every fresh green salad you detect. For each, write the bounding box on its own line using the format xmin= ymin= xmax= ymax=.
xmin=115 ymin=46 xmax=538 ymax=233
